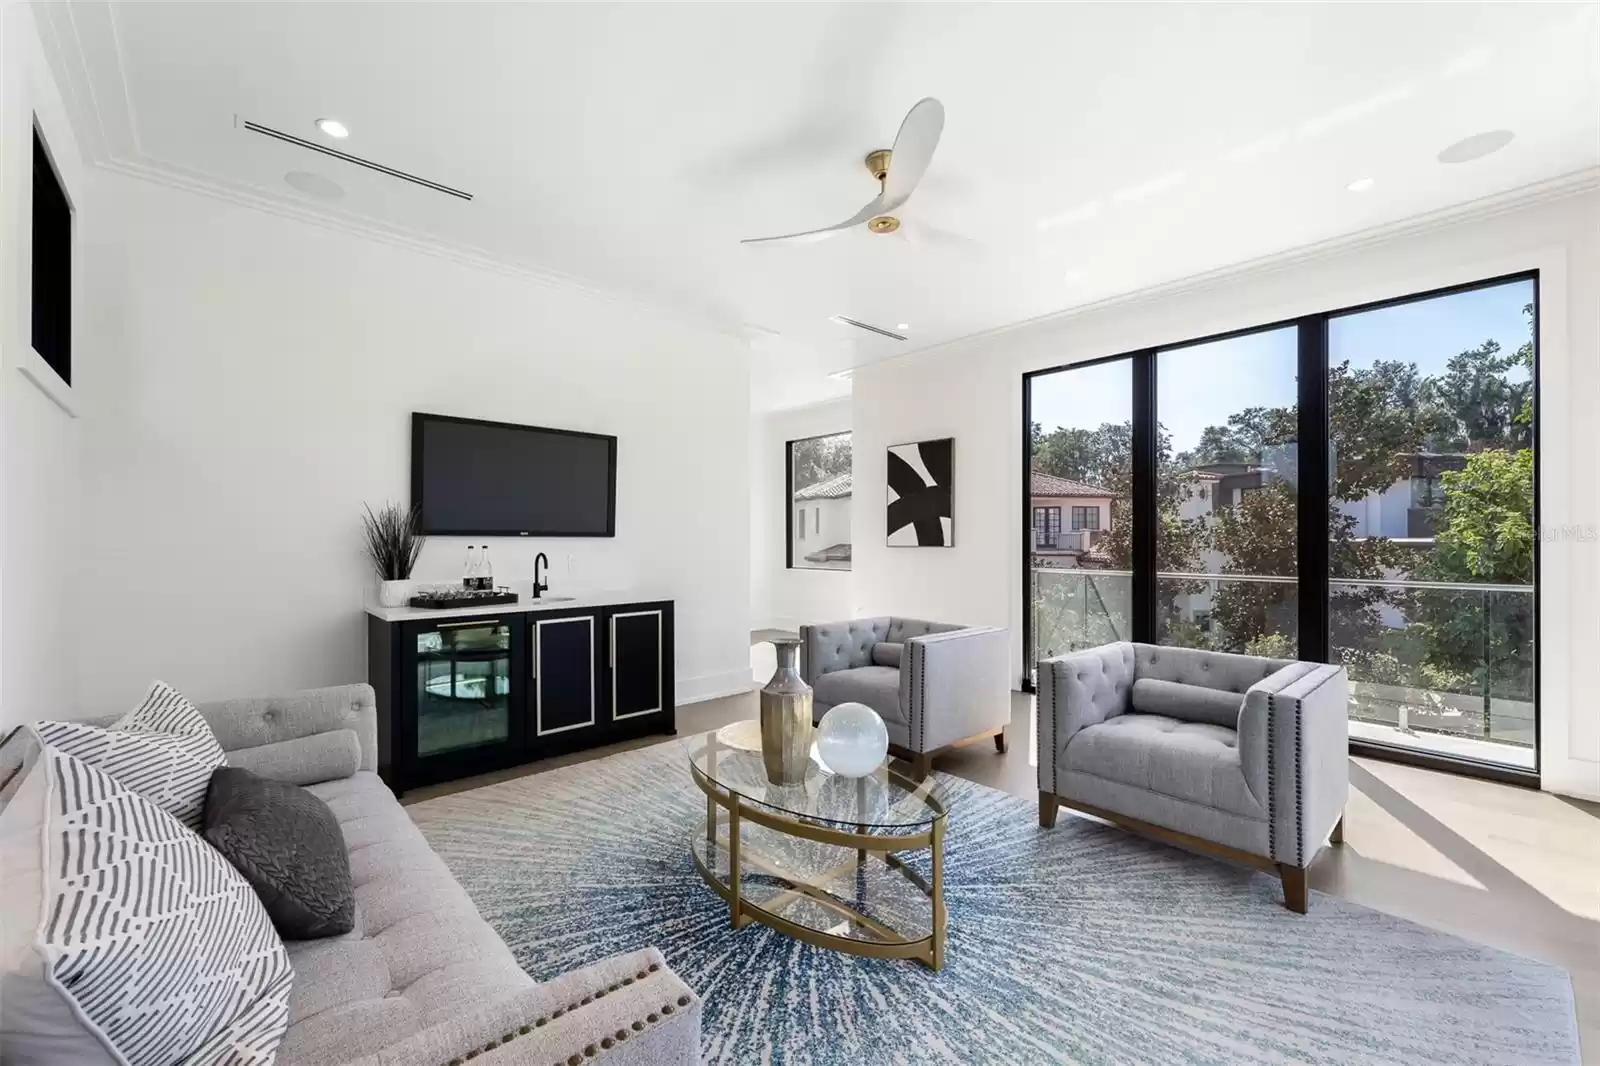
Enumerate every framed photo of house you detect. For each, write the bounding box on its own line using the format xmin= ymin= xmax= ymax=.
xmin=886 ymin=437 xmax=953 ymax=547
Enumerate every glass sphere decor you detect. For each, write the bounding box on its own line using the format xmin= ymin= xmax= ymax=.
xmin=815 ymin=702 xmax=889 ymax=778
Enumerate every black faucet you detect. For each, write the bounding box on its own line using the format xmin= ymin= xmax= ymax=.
xmin=533 ymin=553 xmax=550 ymax=599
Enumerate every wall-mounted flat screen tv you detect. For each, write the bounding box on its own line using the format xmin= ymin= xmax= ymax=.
xmin=412 ymin=413 xmax=616 ymax=537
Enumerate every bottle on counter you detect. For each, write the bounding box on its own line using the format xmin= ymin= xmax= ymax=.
xmin=463 ymin=545 xmax=478 ymax=590
xmin=479 ymin=546 xmax=494 ymax=591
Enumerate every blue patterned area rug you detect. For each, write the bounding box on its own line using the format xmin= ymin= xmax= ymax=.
xmin=408 ymin=740 xmax=1580 ymax=1066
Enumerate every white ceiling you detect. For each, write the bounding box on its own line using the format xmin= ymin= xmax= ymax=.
xmin=38 ymin=2 xmax=1600 ymax=409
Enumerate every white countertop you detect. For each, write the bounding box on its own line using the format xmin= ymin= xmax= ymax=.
xmin=365 ymin=589 xmax=666 ymax=623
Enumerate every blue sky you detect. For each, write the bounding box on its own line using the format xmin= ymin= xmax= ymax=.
xmin=1032 ymin=278 xmax=1535 ymax=454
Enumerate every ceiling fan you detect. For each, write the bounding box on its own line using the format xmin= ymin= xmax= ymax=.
xmin=740 ymin=97 xmax=956 ymax=245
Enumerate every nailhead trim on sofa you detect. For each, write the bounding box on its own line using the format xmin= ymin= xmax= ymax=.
xmin=438 ymin=964 xmax=695 ymax=1066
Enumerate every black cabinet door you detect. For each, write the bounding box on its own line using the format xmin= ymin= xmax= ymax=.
xmin=609 ymin=609 xmax=664 ymax=721
xmin=533 ymin=614 xmax=598 ymax=737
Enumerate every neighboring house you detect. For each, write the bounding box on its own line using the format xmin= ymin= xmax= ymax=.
xmin=1030 ymin=470 xmax=1115 ymax=569
xmin=1339 ymin=451 xmax=1468 ymax=540
xmin=1169 ymin=450 xmax=1461 ymax=635
xmin=1174 ymin=461 xmax=1279 ymax=523
xmin=793 ymin=471 xmax=851 ymax=568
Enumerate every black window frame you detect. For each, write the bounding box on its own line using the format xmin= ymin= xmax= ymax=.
xmin=1022 ymin=270 xmax=1540 ymax=787
xmin=31 ymin=123 xmax=73 ymax=387
xmin=785 ymin=430 xmax=852 ymax=571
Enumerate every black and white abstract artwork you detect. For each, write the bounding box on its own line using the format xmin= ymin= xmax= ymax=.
xmin=886 ymin=438 xmax=953 ymax=547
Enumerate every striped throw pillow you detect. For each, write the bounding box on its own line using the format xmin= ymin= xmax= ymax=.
xmin=30 ymin=682 xmax=226 ymax=830
xmin=0 ymin=747 xmax=291 ymax=1066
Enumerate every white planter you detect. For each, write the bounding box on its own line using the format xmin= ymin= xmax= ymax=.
xmin=377 ymin=580 xmax=413 ymax=608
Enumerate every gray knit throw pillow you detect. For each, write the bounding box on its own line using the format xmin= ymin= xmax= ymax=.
xmin=203 ymin=767 xmax=355 ymax=939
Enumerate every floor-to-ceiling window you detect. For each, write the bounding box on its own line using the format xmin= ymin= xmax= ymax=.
xmin=1326 ymin=278 xmax=1536 ymax=769
xmin=1025 ymin=356 xmax=1133 ymax=660
xmin=1156 ymin=327 xmax=1300 ymax=654
xmin=1023 ymin=273 xmax=1538 ymax=781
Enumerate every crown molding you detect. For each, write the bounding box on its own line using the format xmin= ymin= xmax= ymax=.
xmin=93 ymin=155 xmax=753 ymax=342
xmin=865 ymin=165 xmax=1600 ymax=372
xmin=33 ymin=2 xmax=751 ymax=344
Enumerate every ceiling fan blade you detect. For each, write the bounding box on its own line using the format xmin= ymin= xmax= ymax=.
xmin=740 ymin=192 xmax=888 ymax=244
xmin=881 ymin=97 xmax=944 ymax=209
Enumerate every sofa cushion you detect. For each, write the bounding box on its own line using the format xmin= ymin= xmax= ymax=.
xmin=805 ymin=619 xmax=890 ymax=678
xmin=225 ymin=729 xmax=362 ymax=785
xmin=871 ymin=642 xmax=904 ymax=668
xmin=885 ymin=618 xmax=962 ymax=642
xmin=275 ymin=771 xmax=530 ymax=1066
xmin=28 ymin=681 xmax=226 ymax=830
xmin=812 ymin=666 xmax=905 ymax=726
xmin=1065 ymin=713 xmax=1265 ymax=820
xmin=205 ymin=767 xmax=356 ymax=939
xmin=1131 ymin=677 xmax=1243 ymax=728
xmin=1133 ymin=643 xmax=1294 ymax=695
xmin=0 ymin=748 xmax=291 ymax=1066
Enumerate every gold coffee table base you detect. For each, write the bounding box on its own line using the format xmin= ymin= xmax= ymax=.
xmin=688 ymin=759 xmax=947 ymax=970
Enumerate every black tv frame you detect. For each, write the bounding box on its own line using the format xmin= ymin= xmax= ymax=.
xmin=411 ymin=412 xmax=617 ymax=538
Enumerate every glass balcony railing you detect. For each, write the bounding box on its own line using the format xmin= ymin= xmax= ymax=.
xmin=1028 ymin=571 xmax=1534 ymax=769
xmin=1331 ymin=578 xmax=1534 ymax=768
xmin=1029 ymin=568 xmax=1132 ymax=664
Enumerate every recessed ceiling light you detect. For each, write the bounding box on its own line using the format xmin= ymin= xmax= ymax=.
xmin=1346 ymin=177 xmax=1376 ymax=193
xmin=1064 ymin=270 xmax=1084 ymax=283
xmin=896 ymin=323 xmax=910 ymax=330
xmin=316 ymin=118 xmax=349 ymax=139
xmin=1437 ymin=129 xmax=1514 ymax=165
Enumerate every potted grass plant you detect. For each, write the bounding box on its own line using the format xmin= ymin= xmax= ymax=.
xmin=361 ymin=502 xmax=425 ymax=607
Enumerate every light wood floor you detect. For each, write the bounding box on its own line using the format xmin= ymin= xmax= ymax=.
xmin=406 ymin=688 xmax=1600 ymax=1057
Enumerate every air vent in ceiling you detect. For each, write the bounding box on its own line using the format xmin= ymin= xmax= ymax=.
xmin=239 ymin=119 xmax=473 ymax=201
xmin=829 ymin=315 xmax=907 ymax=341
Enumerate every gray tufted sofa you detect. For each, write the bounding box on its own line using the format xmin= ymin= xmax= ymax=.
xmin=17 ymin=685 xmax=701 ymax=1065
xmin=1037 ymin=643 xmax=1348 ymax=912
xmin=799 ymin=617 xmax=1010 ymax=779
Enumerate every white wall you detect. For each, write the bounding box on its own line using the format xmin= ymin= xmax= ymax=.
xmin=853 ymin=188 xmax=1600 ymax=800
xmin=0 ymin=3 xmax=87 ymax=726
xmin=750 ymin=397 xmax=854 ymax=631
xmin=16 ymin=169 xmax=753 ymax=726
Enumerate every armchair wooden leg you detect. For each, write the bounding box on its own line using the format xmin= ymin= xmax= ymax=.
xmin=1277 ymin=864 xmax=1308 ymax=914
xmin=1329 ymin=813 xmax=1345 ymax=846
xmin=1038 ymin=792 xmax=1060 ymax=829
xmin=993 ymin=727 xmax=1008 ymax=754
xmin=910 ymin=752 xmax=933 ymax=782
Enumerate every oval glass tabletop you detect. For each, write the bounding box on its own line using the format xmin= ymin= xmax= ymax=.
xmin=685 ymin=720 xmax=944 ymax=832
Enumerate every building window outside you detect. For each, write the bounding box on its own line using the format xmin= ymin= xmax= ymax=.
xmin=1070 ymin=506 xmax=1099 ymax=531
xmin=788 ymin=431 xmax=852 ymax=571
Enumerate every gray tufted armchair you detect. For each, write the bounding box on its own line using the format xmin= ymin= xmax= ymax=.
xmin=800 ymin=617 xmax=1011 ymax=780
xmin=1037 ymin=642 xmax=1348 ymax=912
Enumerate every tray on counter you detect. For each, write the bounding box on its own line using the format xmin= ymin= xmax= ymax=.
xmin=406 ymin=591 xmax=520 ymax=610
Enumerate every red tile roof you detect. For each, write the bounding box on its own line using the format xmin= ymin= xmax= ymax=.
xmin=1030 ymin=470 xmax=1112 ymax=498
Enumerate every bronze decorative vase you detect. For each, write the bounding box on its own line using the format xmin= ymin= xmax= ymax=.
xmin=760 ymin=638 xmax=813 ymax=785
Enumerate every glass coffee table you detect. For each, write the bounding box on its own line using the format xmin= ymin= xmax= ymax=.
xmin=686 ymin=719 xmax=948 ymax=970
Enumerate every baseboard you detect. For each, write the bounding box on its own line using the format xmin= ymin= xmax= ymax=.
xmin=676 ymin=669 xmax=758 ymax=706
xmin=1542 ymin=760 xmax=1600 ymax=803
